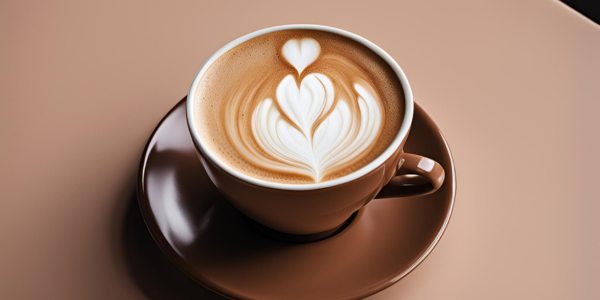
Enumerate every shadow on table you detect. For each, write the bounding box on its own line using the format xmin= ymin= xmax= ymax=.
xmin=121 ymin=193 xmax=228 ymax=300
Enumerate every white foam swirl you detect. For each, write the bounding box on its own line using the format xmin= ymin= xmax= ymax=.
xmin=276 ymin=73 xmax=335 ymax=138
xmin=250 ymin=38 xmax=383 ymax=182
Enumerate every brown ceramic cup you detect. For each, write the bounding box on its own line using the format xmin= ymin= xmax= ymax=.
xmin=187 ymin=24 xmax=445 ymax=235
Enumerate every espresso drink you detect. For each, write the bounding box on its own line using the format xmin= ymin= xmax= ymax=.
xmin=193 ymin=30 xmax=405 ymax=184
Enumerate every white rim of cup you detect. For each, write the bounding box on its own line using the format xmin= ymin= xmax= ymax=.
xmin=187 ymin=24 xmax=413 ymax=191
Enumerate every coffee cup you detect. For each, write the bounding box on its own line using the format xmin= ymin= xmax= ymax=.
xmin=187 ymin=24 xmax=445 ymax=235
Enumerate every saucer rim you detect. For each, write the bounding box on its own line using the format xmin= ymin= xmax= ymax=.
xmin=137 ymin=98 xmax=456 ymax=300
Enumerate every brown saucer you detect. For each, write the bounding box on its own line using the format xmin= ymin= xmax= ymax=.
xmin=137 ymin=98 xmax=456 ymax=300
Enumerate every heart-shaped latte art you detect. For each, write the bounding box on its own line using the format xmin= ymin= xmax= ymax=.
xmin=237 ymin=37 xmax=385 ymax=183
xmin=252 ymin=74 xmax=382 ymax=182
xmin=282 ymin=38 xmax=321 ymax=74
xmin=276 ymin=73 xmax=335 ymax=138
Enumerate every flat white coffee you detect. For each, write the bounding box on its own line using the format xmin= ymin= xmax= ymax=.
xmin=193 ymin=30 xmax=404 ymax=184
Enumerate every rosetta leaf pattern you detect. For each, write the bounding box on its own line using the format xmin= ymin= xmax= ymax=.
xmin=251 ymin=38 xmax=383 ymax=182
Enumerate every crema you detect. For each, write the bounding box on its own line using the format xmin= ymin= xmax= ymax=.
xmin=193 ymin=30 xmax=404 ymax=184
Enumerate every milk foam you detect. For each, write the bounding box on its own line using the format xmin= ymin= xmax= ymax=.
xmin=251 ymin=39 xmax=383 ymax=182
xmin=193 ymin=30 xmax=404 ymax=184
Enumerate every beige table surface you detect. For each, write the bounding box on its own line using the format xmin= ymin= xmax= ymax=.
xmin=2 ymin=0 xmax=599 ymax=299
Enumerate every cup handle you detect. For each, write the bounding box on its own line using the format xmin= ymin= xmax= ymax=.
xmin=375 ymin=153 xmax=445 ymax=198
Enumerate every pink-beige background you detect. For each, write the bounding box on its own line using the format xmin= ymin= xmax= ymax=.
xmin=1 ymin=0 xmax=599 ymax=299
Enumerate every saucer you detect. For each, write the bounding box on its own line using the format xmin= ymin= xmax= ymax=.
xmin=137 ymin=98 xmax=456 ymax=300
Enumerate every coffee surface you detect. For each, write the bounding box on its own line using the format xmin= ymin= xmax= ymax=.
xmin=193 ymin=30 xmax=404 ymax=184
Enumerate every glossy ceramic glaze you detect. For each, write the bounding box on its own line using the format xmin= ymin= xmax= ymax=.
xmin=137 ymin=99 xmax=456 ymax=300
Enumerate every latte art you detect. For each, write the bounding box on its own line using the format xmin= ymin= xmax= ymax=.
xmin=250 ymin=39 xmax=383 ymax=182
xmin=193 ymin=30 xmax=404 ymax=184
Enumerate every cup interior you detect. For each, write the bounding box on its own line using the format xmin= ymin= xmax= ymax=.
xmin=187 ymin=24 xmax=414 ymax=191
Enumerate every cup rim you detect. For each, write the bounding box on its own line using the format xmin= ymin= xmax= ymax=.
xmin=187 ymin=24 xmax=413 ymax=191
